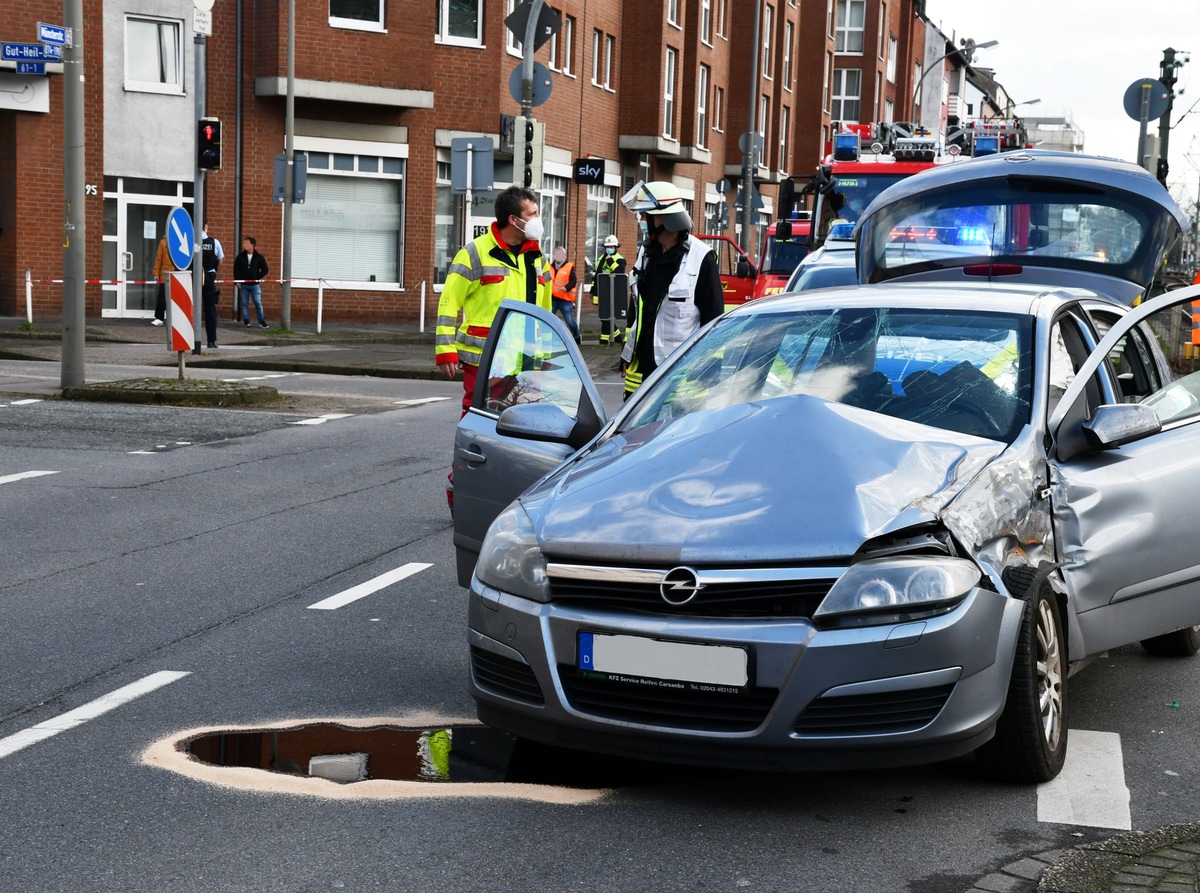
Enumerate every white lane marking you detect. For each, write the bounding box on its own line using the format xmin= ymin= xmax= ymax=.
xmin=0 ymin=671 xmax=191 ymax=760
xmin=307 ymin=562 xmax=434 ymax=611
xmin=221 ymin=373 xmax=299 ymax=382
xmin=9 ymin=399 xmax=43 ymax=406
xmin=0 ymin=470 xmax=59 ymax=486
xmin=291 ymin=413 xmax=353 ymax=426
xmin=394 ymin=397 xmax=451 ymax=406
xmin=1037 ymin=729 xmax=1131 ymax=829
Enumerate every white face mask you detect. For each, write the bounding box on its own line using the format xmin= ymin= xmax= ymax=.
xmin=516 ymin=215 xmax=544 ymax=243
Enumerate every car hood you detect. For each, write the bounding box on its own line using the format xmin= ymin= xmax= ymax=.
xmin=521 ymin=396 xmax=1005 ymax=565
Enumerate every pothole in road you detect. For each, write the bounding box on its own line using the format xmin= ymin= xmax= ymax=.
xmin=143 ymin=715 xmax=711 ymax=802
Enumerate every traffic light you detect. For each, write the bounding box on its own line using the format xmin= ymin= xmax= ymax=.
xmin=198 ymin=117 xmax=222 ymax=171
xmin=512 ymin=116 xmax=544 ymax=188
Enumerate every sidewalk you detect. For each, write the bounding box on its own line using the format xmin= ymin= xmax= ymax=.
xmin=0 ymin=305 xmax=627 ymax=389
xmin=4 ymin=312 xmax=1200 ymax=892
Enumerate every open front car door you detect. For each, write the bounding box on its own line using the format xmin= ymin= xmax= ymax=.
xmin=452 ymin=300 xmax=609 ymax=587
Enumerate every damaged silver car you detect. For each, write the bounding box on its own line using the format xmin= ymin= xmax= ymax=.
xmin=452 ymin=153 xmax=1198 ymax=781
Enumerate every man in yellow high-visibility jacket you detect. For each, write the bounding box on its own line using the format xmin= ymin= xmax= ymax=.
xmin=436 ymin=185 xmax=554 ymax=412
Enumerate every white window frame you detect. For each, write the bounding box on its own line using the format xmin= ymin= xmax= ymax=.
xmin=124 ymin=16 xmax=184 ymax=95
xmin=878 ymin=1 xmax=886 ymax=58
xmin=835 ymin=0 xmax=865 ymax=54
xmin=329 ymin=0 xmax=385 ymax=32
xmin=592 ymin=30 xmax=615 ymax=90
xmin=779 ymin=105 xmax=790 ymax=172
xmin=833 ymin=67 xmax=861 ymax=122
xmin=759 ymin=94 xmax=770 ymax=160
xmin=664 ymin=48 xmax=678 ymax=138
xmin=697 ymin=64 xmax=710 ymax=148
xmin=714 ymin=85 xmax=725 ymax=132
xmin=783 ymin=20 xmax=794 ymax=90
xmin=506 ymin=0 xmax=522 ymax=56
xmin=717 ymin=0 xmax=728 ymax=39
xmin=668 ymin=0 xmax=680 ymax=27
xmin=876 ymin=71 xmax=883 ymax=120
xmin=912 ymin=62 xmax=923 ymax=113
xmin=435 ymin=0 xmax=482 ymax=47
xmin=701 ymin=0 xmax=713 ymax=45
xmin=887 ymin=34 xmax=897 ymax=83
xmin=762 ymin=5 xmax=774 ymax=80
xmin=548 ymin=10 xmax=575 ymax=76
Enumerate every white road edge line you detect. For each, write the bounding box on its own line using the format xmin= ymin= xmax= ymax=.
xmin=307 ymin=562 xmax=434 ymax=611
xmin=394 ymin=397 xmax=452 ymax=406
xmin=0 ymin=671 xmax=191 ymax=760
xmin=1037 ymin=728 xmax=1131 ymax=829
xmin=0 ymin=470 xmax=59 ymax=486
xmin=291 ymin=413 xmax=354 ymax=426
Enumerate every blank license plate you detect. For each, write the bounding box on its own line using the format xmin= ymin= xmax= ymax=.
xmin=577 ymin=632 xmax=748 ymax=690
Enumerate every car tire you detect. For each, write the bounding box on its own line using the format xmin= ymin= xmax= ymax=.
xmin=1140 ymin=625 xmax=1200 ymax=658
xmin=976 ymin=585 xmax=1068 ymax=783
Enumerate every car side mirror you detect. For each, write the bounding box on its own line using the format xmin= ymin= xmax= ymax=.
xmin=495 ymin=400 xmax=603 ymax=450
xmin=1082 ymin=403 xmax=1162 ymax=451
xmin=736 ymin=258 xmax=754 ymax=278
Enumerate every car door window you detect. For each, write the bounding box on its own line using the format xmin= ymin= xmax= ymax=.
xmin=476 ymin=309 xmax=583 ymax=418
xmin=1088 ymin=308 xmax=1164 ymax=403
xmin=1130 ymin=299 xmax=1200 ymax=424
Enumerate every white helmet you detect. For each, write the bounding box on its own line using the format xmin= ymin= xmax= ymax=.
xmin=603 ymin=234 xmax=620 ymax=249
xmin=622 ymin=180 xmax=693 ymax=233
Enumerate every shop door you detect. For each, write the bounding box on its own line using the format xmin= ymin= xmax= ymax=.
xmin=102 ymin=195 xmax=186 ymax=318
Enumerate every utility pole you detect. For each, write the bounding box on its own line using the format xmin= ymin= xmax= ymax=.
xmin=193 ymin=31 xmax=207 ymax=354
xmin=61 ymin=0 xmax=85 ymax=388
xmin=739 ymin=0 xmax=762 ymax=256
xmin=280 ymin=0 xmax=296 ymax=330
xmin=1156 ymin=47 xmax=1186 ymax=186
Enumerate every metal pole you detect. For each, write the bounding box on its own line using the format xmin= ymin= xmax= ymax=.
xmin=1137 ymin=82 xmax=1151 ymax=171
xmin=280 ymin=0 xmax=296 ymax=329
xmin=193 ymin=34 xmax=206 ymax=354
xmin=234 ymin=0 xmax=244 ymax=320
xmin=61 ymin=0 xmax=86 ymax=388
xmin=739 ymin=0 xmax=762 ymax=255
xmin=1156 ymin=48 xmax=1178 ymax=185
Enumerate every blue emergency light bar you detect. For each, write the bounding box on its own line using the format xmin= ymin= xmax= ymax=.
xmin=833 ymin=132 xmax=859 ymax=161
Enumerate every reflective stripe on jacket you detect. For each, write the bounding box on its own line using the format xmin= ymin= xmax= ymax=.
xmin=436 ymin=223 xmax=553 ymax=367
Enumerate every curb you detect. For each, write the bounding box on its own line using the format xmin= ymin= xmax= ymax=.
xmin=62 ymin=377 xmax=280 ymax=407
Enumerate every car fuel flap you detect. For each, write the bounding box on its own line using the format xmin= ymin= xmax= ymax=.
xmin=519 ymin=396 xmax=1005 ymax=565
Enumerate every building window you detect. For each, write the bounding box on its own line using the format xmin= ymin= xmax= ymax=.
xmin=549 ymin=12 xmax=575 ymax=75
xmin=779 ymin=105 xmax=790 ymax=172
xmin=714 ymin=85 xmax=725 ymax=132
xmin=668 ymin=0 xmax=680 ymax=26
xmin=824 ymin=52 xmax=833 ymax=112
xmin=584 ymin=184 xmax=617 ymax=282
xmin=330 ymin=0 xmax=384 ymax=30
xmin=762 ymin=5 xmax=774 ymax=79
xmin=592 ymin=30 xmax=615 ymax=89
xmin=832 ymin=68 xmax=861 ymax=122
xmin=885 ymin=98 xmax=894 ymax=123
xmin=717 ymin=0 xmax=728 ymax=38
xmin=125 ymin=16 xmax=183 ymax=94
xmin=664 ymin=48 xmax=678 ymax=138
xmin=436 ymin=0 xmax=482 ymax=46
xmin=697 ymin=64 xmax=710 ymax=147
xmin=539 ymin=175 xmax=568 ymax=255
xmin=435 ymin=162 xmax=461 ymax=286
xmin=912 ymin=62 xmax=923 ymax=113
xmin=835 ymin=0 xmax=865 ymax=54
xmin=759 ymin=94 xmax=770 ymax=163
xmin=878 ymin=1 xmax=886 ymax=57
xmin=887 ymin=34 xmax=897 ymax=83
xmin=505 ymin=0 xmax=521 ymax=55
xmin=297 ymin=151 xmax=405 ymax=284
xmin=783 ymin=20 xmax=794 ymax=89
xmin=701 ymin=0 xmax=712 ymax=44
xmin=876 ymin=71 xmax=883 ymax=120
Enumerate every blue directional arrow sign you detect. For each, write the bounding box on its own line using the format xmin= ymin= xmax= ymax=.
xmin=166 ymin=208 xmax=194 ymax=270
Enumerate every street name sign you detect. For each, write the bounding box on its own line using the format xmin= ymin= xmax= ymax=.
xmin=2 ymin=42 xmax=62 ymax=62
xmin=37 ymin=23 xmax=68 ymax=46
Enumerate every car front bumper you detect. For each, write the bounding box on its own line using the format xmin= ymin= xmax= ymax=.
xmin=467 ymin=577 xmax=1027 ymax=772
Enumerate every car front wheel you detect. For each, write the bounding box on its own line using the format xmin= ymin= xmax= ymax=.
xmin=976 ymin=585 xmax=1068 ymax=782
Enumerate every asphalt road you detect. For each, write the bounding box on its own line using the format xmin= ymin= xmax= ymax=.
xmin=1 ymin=362 xmax=1198 ymax=893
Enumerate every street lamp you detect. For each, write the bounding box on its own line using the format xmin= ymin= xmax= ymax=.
xmin=1007 ymin=97 xmax=1041 ymax=117
xmin=910 ymin=38 xmax=998 ymax=125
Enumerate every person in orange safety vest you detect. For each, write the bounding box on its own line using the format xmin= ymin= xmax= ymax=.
xmin=550 ymin=245 xmax=583 ymax=345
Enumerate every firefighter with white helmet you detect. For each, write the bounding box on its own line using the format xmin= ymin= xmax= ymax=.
xmin=619 ymin=180 xmax=723 ymax=398
xmin=592 ymin=233 xmax=627 ymax=344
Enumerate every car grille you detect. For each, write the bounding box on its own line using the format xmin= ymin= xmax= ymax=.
xmin=548 ymin=574 xmax=835 ymax=619
xmin=558 ymin=665 xmax=778 ymax=731
xmin=471 ymin=647 xmax=545 ymax=706
xmin=792 ymin=683 xmax=955 ymax=736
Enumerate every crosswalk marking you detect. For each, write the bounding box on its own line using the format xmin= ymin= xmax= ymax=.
xmin=307 ymin=562 xmax=433 ymax=610
xmin=1038 ymin=729 xmax=1131 ymax=829
xmin=0 ymin=671 xmax=191 ymax=760
xmin=0 ymin=470 xmax=58 ymax=486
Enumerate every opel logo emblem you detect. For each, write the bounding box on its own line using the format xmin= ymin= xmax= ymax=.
xmin=660 ymin=566 xmax=704 ymax=606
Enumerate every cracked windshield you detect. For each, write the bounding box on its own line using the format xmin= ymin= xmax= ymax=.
xmin=623 ymin=308 xmax=1032 ymax=444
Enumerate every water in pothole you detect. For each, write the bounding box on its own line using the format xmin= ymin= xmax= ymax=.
xmin=185 ymin=723 xmax=713 ymax=788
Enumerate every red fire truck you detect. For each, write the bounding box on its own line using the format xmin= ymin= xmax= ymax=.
xmin=698 ymin=214 xmax=813 ymax=310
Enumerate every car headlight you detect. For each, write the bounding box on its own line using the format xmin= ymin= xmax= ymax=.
xmin=474 ymin=502 xmax=550 ymax=602
xmin=814 ymin=557 xmax=980 ymax=625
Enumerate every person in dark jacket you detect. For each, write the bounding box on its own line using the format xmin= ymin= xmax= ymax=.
xmin=233 ymin=236 xmax=269 ymax=328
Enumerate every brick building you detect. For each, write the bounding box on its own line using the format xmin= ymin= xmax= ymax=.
xmin=1 ymin=0 xmax=950 ymax=325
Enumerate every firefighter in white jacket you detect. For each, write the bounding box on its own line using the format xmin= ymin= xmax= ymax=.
xmin=619 ymin=181 xmax=724 ymax=398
